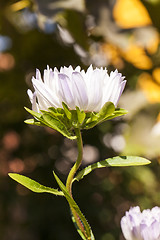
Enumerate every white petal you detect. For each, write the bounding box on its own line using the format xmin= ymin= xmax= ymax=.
xmin=113 ymin=80 xmax=126 ymax=107
xmin=72 ymin=72 xmax=88 ymax=109
xmin=32 ymin=77 xmax=59 ymax=108
xmin=36 ymin=69 xmax=42 ymax=81
xmin=58 ymin=74 xmax=75 ymax=109
xmin=121 ymin=217 xmax=133 ymax=240
xmin=27 ymin=89 xmax=33 ymax=104
xmin=87 ymin=69 xmax=103 ymax=112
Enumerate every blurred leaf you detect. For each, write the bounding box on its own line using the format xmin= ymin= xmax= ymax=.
xmin=35 ymin=0 xmax=85 ymax=17
xmin=9 ymin=173 xmax=64 ymax=196
xmin=61 ymin=10 xmax=89 ymax=50
xmin=141 ymin=0 xmax=160 ymax=30
xmin=74 ymin=156 xmax=151 ymax=182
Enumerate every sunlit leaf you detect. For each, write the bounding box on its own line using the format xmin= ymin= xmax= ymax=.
xmin=53 ymin=171 xmax=95 ymax=240
xmin=24 ymin=107 xmax=42 ymax=119
xmin=74 ymin=156 xmax=151 ymax=182
xmin=62 ymin=102 xmax=72 ymax=120
xmin=42 ymin=113 xmax=76 ymax=139
xmin=76 ymin=107 xmax=86 ymax=125
xmin=9 ymin=173 xmax=64 ymax=196
xmin=97 ymin=102 xmax=115 ymax=120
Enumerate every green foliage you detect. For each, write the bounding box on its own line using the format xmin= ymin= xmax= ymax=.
xmin=25 ymin=107 xmax=76 ymax=139
xmin=25 ymin=102 xmax=127 ymax=138
xmin=53 ymin=171 xmax=95 ymax=240
xmin=74 ymin=156 xmax=151 ymax=182
xmin=8 ymin=173 xmax=64 ymax=196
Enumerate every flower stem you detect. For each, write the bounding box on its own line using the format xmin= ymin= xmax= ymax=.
xmin=66 ymin=128 xmax=91 ymax=240
xmin=66 ymin=128 xmax=83 ymax=194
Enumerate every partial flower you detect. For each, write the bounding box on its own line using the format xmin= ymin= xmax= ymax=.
xmin=121 ymin=206 xmax=160 ymax=240
xmin=28 ymin=65 xmax=126 ymax=113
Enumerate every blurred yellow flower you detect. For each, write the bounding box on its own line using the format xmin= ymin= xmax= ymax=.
xmin=113 ymin=0 xmax=152 ymax=28
xmin=138 ymin=69 xmax=160 ymax=103
xmin=122 ymin=44 xmax=153 ymax=70
xmin=101 ymin=43 xmax=124 ymax=69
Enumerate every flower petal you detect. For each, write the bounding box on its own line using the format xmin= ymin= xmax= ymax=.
xmin=72 ymin=72 xmax=88 ymax=109
xmin=58 ymin=73 xmax=75 ymax=109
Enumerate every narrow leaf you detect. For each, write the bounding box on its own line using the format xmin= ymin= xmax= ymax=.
xmin=48 ymin=107 xmax=64 ymax=118
xmin=53 ymin=171 xmax=95 ymax=240
xmin=24 ymin=107 xmax=42 ymax=119
xmin=98 ymin=102 xmax=115 ymax=120
xmin=105 ymin=108 xmax=128 ymax=121
xmin=9 ymin=173 xmax=64 ymax=196
xmin=74 ymin=156 xmax=151 ymax=182
xmin=62 ymin=102 xmax=72 ymax=120
xmin=42 ymin=113 xmax=76 ymax=139
xmin=24 ymin=119 xmax=42 ymax=126
xmin=76 ymin=107 xmax=86 ymax=125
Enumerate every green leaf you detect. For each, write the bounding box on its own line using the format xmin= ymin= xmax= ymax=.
xmin=48 ymin=107 xmax=64 ymax=118
xmin=97 ymin=102 xmax=115 ymax=120
xmin=74 ymin=156 xmax=151 ymax=182
xmin=24 ymin=119 xmax=43 ymax=126
xmin=62 ymin=102 xmax=72 ymax=120
xmin=53 ymin=171 xmax=95 ymax=240
xmin=9 ymin=173 xmax=64 ymax=196
xmin=105 ymin=108 xmax=128 ymax=121
xmin=42 ymin=113 xmax=76 ymax=139
xmin=24 ymin=107 xmax=42 ymax=119
xmin=76 ymin=107 xmax=86 ymax=125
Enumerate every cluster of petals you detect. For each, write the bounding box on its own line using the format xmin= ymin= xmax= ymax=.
xmin=28 ymin=65 xmax=126 ymax=113
xmin=121 ymin=206 xmax=160 ymax=240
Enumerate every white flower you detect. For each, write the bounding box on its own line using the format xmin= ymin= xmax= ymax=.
xmin=121 ymin=206 xmax=160 ymax=240
xmin=28 ymin=65 xmax=126 ymax=113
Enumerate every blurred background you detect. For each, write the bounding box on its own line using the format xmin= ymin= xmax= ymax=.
xmin=1 ymin=0 xmax=160 ymax=239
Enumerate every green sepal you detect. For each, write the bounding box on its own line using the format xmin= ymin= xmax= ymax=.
xmin=48 ymin=107 xmax=64 ymax=118
xmin=9 ymin=173 xmax=64 ymax=196
xmin=53 ymin=171 xmax=95 ymax=240
xmin=74 ymin=156 xmax=151 ymax=182
xmin=104 ymin=108 xmax=128 ymax=121
xmin=76 ymin=107 xmax=86 ymax=125
xmin=25 ymin=107 xmax=76 ymax=139
xmin=25 ymin=102 xmax=128 ymax=134
xmin=42 ymin=113 xmax=76 ymax=139
xmin=24 ymin=118 xmax=43 ymax=126
xmin=25 ymin=107 xmax=42 ymax=119
xmin=62 ymin=102 xmax=72 ymax=120
xmin=97 ymin=102 xmax=115 ymax=120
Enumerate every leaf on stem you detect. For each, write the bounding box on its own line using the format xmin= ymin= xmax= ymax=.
xmin=9 ymin=173 xmax=64 ymax=196
xmin=53 ymin=171 xmax=95 ymax=240
xmin=42 ymin=113 xmax=76 ymax=139
xmin=74 ymin=156 xmax=151 ymax=182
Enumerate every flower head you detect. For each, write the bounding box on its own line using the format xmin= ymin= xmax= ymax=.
xmin=28 ymin=65 xmax=126 ymax=113
xmin=121 ymin=206 xmax=160 ymax=240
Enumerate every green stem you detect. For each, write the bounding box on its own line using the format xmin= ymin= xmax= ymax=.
xmin=66 ymin=128 xmax=83 ymax=194
xmin=66 ymin=128 xmax=91 ymax=240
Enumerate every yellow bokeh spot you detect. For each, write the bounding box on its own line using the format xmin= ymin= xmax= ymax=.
xmin=138 ymin=72 xmax=160 ymax=103
xmin=101 ymin=43 xmax=124 ymax=68
xmin=122 ymin=44 xmax=152 ymax=70
xmin=157 ymin=113 xmax=160 ymax=122
xmin=146 ymin=33 xmax=160 ymax=55
xmin=113 ymin=0 xmax=152 ymax=28
xmin=153 ymin=68 xmax=160 ymax=84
